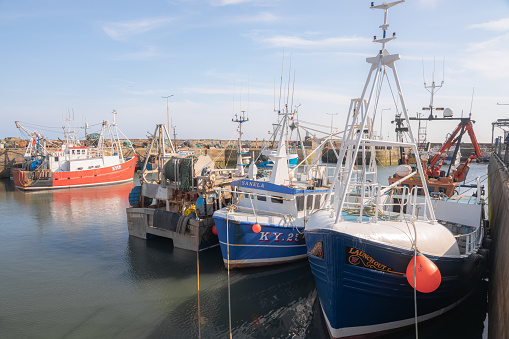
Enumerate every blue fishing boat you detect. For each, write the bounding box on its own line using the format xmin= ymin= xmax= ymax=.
xmin=304 ymin=1 xmax=488 ymax=337
xmin=213 ymin=106 xmax=332 ymax=268
xmin=257 ymin=150 xmax=299 ymax=169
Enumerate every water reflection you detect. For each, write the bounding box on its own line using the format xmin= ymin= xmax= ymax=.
xmin=49 ymin=182 xmax=134 ymax=230
xmin=0 ymin=168 xmax=489 ymax=339
xmin=394 ymin=279 xmax=488 ymax=339
xmin=125 ymin=242 xmax=327 ymax=339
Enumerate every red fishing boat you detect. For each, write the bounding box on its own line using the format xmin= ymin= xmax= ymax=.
xmin=12 ymin=110 xmax=137 ymax=191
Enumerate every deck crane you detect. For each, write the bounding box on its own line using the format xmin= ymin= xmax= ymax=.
xmin=426 ymin=118 xmax=482 ymax=182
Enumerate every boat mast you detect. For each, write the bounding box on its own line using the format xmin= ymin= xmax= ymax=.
xmin=328 ymin=0 xmax=436 ymax=223
xmin=233 ymin=111 xmax=249 ymax=176
xmin=269 ymin=105 xmax=291 ymax=185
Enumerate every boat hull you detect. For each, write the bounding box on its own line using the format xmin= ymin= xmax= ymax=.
xmin=13 ymin=155 xmax=137 ymax=191
xmin=305 ymin=229 xmax=484 ymax=338
xmin=213 ymin=213 xmax=307 ymax=268
xmin=127 ymin=207 xmax=218 ymax=252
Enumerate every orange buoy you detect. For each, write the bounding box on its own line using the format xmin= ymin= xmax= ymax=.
xmin=252 ymin=223 xmax=261 ymax=233
xmin=406 ymin=254 xmax=441 ymax=293
xmin=212 ymin=225 xmax=217 ymax=235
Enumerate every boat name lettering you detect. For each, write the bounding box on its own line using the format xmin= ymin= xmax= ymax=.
xmin=258 ymin=232 xmax=297 ymax=243
xmin=259 ymin=232 xmax=271 ymax=241
xmin=241 ymin=180 xmax=265 ymax=189
xmin=112 ymin=165 xmax=121 ymax=171
xmin=346 ymin=247 xmax=393 ymax=273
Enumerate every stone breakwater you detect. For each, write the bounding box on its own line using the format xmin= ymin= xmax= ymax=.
xmin=0 ymin=138 xmax=494 ymax=178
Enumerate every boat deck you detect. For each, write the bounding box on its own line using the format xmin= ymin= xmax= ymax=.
xmin=442 ymin=194 xmax=479 ymax=205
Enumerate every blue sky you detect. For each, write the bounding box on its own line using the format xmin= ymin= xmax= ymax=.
xmin=1 ymin=0 xmax=509 ymax=143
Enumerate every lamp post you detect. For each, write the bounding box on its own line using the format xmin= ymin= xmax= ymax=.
xmin=380 ymin=108 xmax=391 ymax=139
xmin=162 ymin=95 xmax=173 ymax=133
xmin=326 ymin=113 xmax=338 ymax=136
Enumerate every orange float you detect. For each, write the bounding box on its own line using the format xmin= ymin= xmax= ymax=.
xmin=406 ymin=254 xmax=441 ymax=293
xmin=252 ymin=223 xmax=261 ymax=233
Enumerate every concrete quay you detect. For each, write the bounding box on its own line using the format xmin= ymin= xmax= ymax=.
xmin=487 ymin=153 xmax=509 ymax=339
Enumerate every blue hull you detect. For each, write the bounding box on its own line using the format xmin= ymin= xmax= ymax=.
xmin=213 ymin=215 xmax=307 ymax=268
xmin=305 ymin=229 xmax=483 ymax=338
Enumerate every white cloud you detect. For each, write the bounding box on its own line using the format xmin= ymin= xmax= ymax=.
xmin=236 ymin=12 xmax=278 ymax=23
xmin=102 ymin=17 xmax=174 ymax=41
xmin=211 ymin=0 xmax=254 ymax=6
xmin=418 ymin=0 xmax=441 ymax=9
xmin=251 ymin=33 xmax=368 ymax=48
xmin=461 ymin=33 xmax=509 ymax=80
xmin=181 ymin=85 xmax=273 ymax=96
xmin=469 ymin=17 xmax=509 ymax=31
xmin=179 ymin=84 xmax=348 ymax=105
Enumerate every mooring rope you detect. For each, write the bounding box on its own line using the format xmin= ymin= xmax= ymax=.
xmin=402 ymin=217 xmax=419 ymax=339
xmin=196 ymin=242 xmax=202 ymax=339
xmin=226 ymin=204 xmax=237 ymax=339
xmin=412 ymin=219 xmax=419 ymax=339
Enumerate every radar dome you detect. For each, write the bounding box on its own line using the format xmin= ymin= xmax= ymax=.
xmin=443 ymin=108 xmax=453 ymax=118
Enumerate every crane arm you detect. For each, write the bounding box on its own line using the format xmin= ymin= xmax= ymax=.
xmin=427 ymin=122 xmax=463 ymax=173
xmin=453 ymin=121 xmax=482 ymax=181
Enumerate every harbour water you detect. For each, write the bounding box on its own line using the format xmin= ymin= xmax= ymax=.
xmin=0 ymin=164 xmax=489 ymax=338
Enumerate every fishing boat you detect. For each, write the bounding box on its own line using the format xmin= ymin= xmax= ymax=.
xmin=257 ymin=117 xmax=301 ymax=169
xmin=12 ymin=111 xmax=137 ymax=191
xmin=257 ymin=149 xmax=299 ymax=168
xmin=126 ymin=116 xmax=251 ymax=251
xmin=305 ymin=2 xmax=487 ymax=337
xmin=213 ymin=106 xmax=332 ymax=268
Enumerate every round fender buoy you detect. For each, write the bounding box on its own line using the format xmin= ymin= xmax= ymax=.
xmin=212 ymin=225 xmax=217 ymax=235
xmin=406 ymin=254 xmax=441 ymax=293
xmin=252 ymin=223 xmax=261 ymax=233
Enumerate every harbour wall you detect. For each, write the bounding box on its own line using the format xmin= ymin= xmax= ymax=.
xmin=135 ymin=147 xmax=402 ymax=169
xmin=0 ymin=141 xmax=495 ymax=179
xmin=487 ymin=153 xmax=509 ymax=339
xmin=0 ymin=149 xmax=23 ymax=178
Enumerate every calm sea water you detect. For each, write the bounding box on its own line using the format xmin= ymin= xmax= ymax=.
xmin=0 ymin=164 xmax=489 ymax=338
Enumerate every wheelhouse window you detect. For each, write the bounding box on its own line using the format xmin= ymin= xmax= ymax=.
xmin=271 ymin=196 xmax=283 ymax=204
xmin=296 ymin=196 xmax=304 ymax=211
xmin=257 ymin=195 xmax=266 ymax=201
xmin=314 ymin=195 xmax=321 ymax=209
xmin=306 ymin=195 xmax=314 ymax=210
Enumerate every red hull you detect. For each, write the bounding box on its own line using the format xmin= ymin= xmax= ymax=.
xmin=13 ymin=155 xmax=137 ymax=191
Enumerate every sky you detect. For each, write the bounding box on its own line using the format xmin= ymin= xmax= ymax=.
xmin=1 ymin=0 xmax=509 ymax=144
